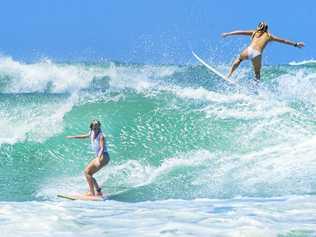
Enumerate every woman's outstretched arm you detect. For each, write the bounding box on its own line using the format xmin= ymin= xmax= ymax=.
xmin=270 ymin=35 xmax=304 ymax=48
xmin=66 ymin=133 xmax=90 ymax=139
xmin=222 ymin=30 xmax=254 ymax=38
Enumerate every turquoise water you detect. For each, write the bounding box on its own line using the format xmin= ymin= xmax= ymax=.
xmin=0 ymin=56 xmax=316 ymax=236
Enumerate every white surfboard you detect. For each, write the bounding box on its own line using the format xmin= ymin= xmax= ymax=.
xmin=192 ymin=51 xmax=235 ymax=85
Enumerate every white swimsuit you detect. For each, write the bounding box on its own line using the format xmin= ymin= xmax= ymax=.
xmin=247 ymin=47 xmax=261 ymax=60
xmin=90 ymin=130 xmax=109 ymax=156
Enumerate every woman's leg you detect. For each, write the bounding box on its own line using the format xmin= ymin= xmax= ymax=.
xmin=92 ymin=177 xmax=101 ymax=193
xmin=84 ymin=154 xmax=109 ymax=196
xmin=84 ymin=159 xmax=99 ymax=196
xmin=251 ymin=55 xmax=262 ymax=81
xmin=227 ymin=49 xmax=248 ymax=79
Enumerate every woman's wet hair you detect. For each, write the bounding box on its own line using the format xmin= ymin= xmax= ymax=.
xmin=252 ymin=21 xmax=268 ymax=39
xmin=257 ymin=21 xmax=268 ymax=32
xmin=90 ymin=120 xmax=101 ymax=130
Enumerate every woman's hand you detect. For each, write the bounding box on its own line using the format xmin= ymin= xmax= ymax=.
xmin=221 ymin=32 xmax=229 ymax=38
xmin=65 ymin=134 xmax=90 ymax=139
xmin=295 ymin=42 xmax=304 ymax=48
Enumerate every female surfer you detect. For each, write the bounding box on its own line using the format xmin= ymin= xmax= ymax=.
xmin=222 ymin=21 xmax=304 ymax=81
xmin=66 ymin=120 xmax=110 ymax=197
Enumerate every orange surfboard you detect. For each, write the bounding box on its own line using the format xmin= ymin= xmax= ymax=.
xmin=57 ymin=193 xmax=107 ymax=201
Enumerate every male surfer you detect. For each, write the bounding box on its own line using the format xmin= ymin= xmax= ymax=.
xmin=222 ymin=21 xmax=304 ymax=81
xmin=66 ymin=120 xmax=110 ymax=197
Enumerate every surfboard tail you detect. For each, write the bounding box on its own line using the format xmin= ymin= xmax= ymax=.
xmin=192 ymin=51 xmax=235 ymax=85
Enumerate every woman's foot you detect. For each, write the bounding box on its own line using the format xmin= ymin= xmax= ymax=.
xmin=96 ymin=191 xmax=103 ymax=197
xmin=84 ymin=191 xmax=94 ymax=196
xmin=95 ymin=187 xmax=103 ymax=196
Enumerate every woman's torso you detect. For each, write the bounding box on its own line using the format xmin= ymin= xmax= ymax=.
xmin=90 ymin=130 xmax=108 ymax=156
xmin=249 ymin=31 xmax=271 ymax=52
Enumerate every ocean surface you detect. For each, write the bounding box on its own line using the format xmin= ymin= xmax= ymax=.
xmin=0 ymin=56 xmax=316 ymax=236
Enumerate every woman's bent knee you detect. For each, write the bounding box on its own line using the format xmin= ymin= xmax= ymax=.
xmin=233 ymin=57 xmax=243 ymax=66
xmin=84 ymin=169 xmax=92 ymax=177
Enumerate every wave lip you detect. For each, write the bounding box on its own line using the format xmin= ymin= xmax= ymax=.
xmin=0 ymin=56 xmax=181 ymax=94
xmin=0 ymin=56 xmax=102 ymax=94
xmin=0 ymin=93 xmax=78 ymax=145
xmin=289 ymin=59 xmax=316 ymax=66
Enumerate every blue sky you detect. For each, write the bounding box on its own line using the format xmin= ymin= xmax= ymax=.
xmin=0 ymin=0 xmax=314 ymax=64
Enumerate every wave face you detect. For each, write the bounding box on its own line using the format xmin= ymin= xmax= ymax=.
xmin=0 ymin=56 xmax=316 ymax=203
